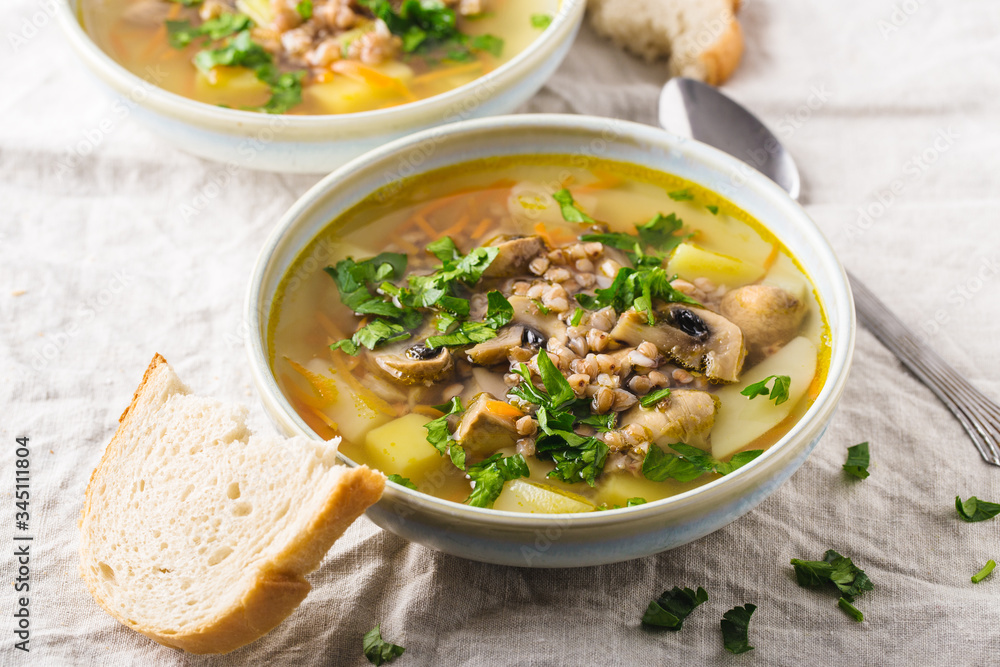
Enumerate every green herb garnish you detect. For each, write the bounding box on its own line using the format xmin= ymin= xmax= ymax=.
xmin=362 ymin=625 xmax=405 ymax=665
xmin=552 ymin=188 xmax=596 ymax=223
xmin=639 ymin=387 xmax=672 ymax=408
xmin=642 ymin=443 xmax=762 ymax=482
xmin=837 ymin=597 xmax=864 ymax=622
xmin=570 ymin=307 xmax=585 ymax=326
xmin=574 ymin=266 xmax=699 ymax=325
xmin=642 ymin=586 xmax=708 ymax=629
xmin=843 ymin=442 xmax=870 ymax=480
xmin=791 ymin=549 xmax=874 ymax=621
xmin=360 ymin=0 xmax=502 ymax=58
xmin=466 ymin=453 xmax=530 ymax=508
xmin=668 ymin=188 xmax=694 ymax=202
xmin=580 ymin=212 xmax=687 ymax=268
xmin=706 ymin=205 xmax=719 ymax=215
xmin=166 ymin=13 xmax=253 ymax=49
xmin=741 ymin=374 xmax=791 ymax=405
xmin=295 ymin=0 xmax=312 ymax=19
xmin=424 ymin=397 xmax=466 ymax=469
xmin=972 ymin=560 xmax=996 ymax=583
xmin=530 ymin=13 xmax=553 ymax=29
xmin=956 ymin=496 xmax=1000 ymax=523
xmin=386 ymin=474 xmax=417 ymax=490
xmin=720 ymin=604 xmax=756 ymax=654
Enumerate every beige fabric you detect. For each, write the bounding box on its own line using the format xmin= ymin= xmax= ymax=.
xmin=3 ymin=0 xmax=1000 ymax=663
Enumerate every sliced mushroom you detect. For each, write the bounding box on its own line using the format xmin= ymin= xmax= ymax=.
xmin=508 ymin=296 xmax=568 ymax=344
xmin=371 ymin=342 xmax=454 ymax=386
xmin=720 ymin=284 xmax=806 ymax=361
xmin=609 ymin=305 xmax=746 ymax=383
xmin=454 ymin=393 xmax=524 ymax=455
xmin=482 ymin=235 xmax=546 ymax=278
xmin=620 ymin=389 xmax=720 ymax=451
xmin=467 ymin=325 xmax=525 ymax=366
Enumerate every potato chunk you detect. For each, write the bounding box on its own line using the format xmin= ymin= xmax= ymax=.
xmin=493 ymin=479 xmax=595 ymax=514
xmin=364 ymin=414 xmax=446 ymax=480
xmin=667 ymin=242 xmax=765 ymax=288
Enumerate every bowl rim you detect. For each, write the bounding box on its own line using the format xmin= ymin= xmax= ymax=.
xmin=55 ymin=0 xmax=586 ymax=134
xmin=245 ymin=113 xmax=856 ymax=527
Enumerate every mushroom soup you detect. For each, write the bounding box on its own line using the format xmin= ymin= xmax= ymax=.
xmin=268 ymin=156 xmax=831 ymax=512
xmin=80 ymin=0 xmax=555 ymax=115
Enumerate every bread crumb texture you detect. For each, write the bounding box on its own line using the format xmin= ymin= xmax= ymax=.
xmin=588 ymin=0 xmax=744 ymax=85
xmin=79 ymin=354 xmax=385 ymax=654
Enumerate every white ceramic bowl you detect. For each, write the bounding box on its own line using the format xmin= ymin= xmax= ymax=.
xmin=55 ymin=0 xmax=584 ymax=173
xmin=246 ymin=115 xmax=856 ymax=567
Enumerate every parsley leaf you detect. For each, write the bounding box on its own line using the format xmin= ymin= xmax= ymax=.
xmin=956 ymin=495 xmax=1000 ymax=523
xmin=668 ymin=188 xmax=694 ymax=202
xmin=424 ymin=397 xmax=465 ymax=467
xmin=386 ymin=474 xmax=417 ymax=490
xmin=791 ymin=549 xmax=874 ymax=620
xmin=720 ymin=604 xmax=756 ymax=654
xmin=642 ymin=443 xmax=762 ymax=482
xmin=639 ymin=387 xmax=672 ymax=408
xmin=574 ymin=266 xmax=699 ymax=325
xmin=578 ymin=412 xmax=617 ymax=432
xmin=642 ymin=586 xmax=708 ymax=630
xmin=362 ymin=625 xmax=405 ymax=665
xmin=193 ymin=29 xmax=271 ymax=71
xmin=706 ymin=205 xmax=720 ymax=215
xmin=484 ymin=290 xmax=513 ymax=329
xmin=843 ymin=442 xmax=871 ymax=480
xmin=626 ymin=497 xmax=647 ymax=506
xmin=360 ymin=0 xmax=502 ymax=59
xmin=466 ymin=453 xmax=530 ymax=508
xmin=553 ymin=188 xmax=596 ymax=223
xmin=469 ymin=33 xmax=504 ymax=57
xmin=536 ymin=349 xmax=576 ymax=407
xmin=972 ymin=560 xmax=996 ymax=583
xmin=296 ymin=0 xmax=312 ymax=19
xmin=254 ymin=65 xmax=305 ymax=114
xmin=531 ymin=13 xmax=552 ymax=29
xmin=570 ymin=307 xmax=585 ymax=326
xmin=635 ymin=213 xmax=685 ymax=254
xmin=426 ymin=320 xmax=497 ymax=348
xmin=741 ymin=374 xmax=791 ymax=405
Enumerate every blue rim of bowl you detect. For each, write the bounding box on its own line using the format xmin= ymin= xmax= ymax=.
xmin=55 ymin=0 xmax=586 ymax=132
xmin=246 ymin=114 xmax=856 ymax=526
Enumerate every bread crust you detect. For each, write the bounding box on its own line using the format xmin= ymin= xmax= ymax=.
xmin=697 ymin=17 xmax=744 ymax=86
xmin=79 ymin=354 xmax=385 ymax=654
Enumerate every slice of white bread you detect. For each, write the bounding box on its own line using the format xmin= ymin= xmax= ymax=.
xmin=588 ymin=0 xmax=744 ymax=85
xmin=79 ymin=354 xmax=385 ymax=654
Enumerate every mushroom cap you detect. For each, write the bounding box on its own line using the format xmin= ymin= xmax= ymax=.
xmin=720 ymin=284 xmax=806 ymax=361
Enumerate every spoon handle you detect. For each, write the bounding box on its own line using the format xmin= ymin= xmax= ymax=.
xmin=848 ymin=271 xmax=1000 ymax=466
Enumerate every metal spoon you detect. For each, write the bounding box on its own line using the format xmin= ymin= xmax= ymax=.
xmin=659 ymin=77 xmax=1000 ymax=466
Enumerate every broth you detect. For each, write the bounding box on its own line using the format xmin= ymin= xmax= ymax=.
xmin=268 ymin=156 xmax=831 ymax=512
xmin=80 ymin=0 xmax=555 ymax=115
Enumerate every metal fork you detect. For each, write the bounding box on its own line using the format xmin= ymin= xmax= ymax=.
xmin=850 ymin=273 xmax=1000 ymax=466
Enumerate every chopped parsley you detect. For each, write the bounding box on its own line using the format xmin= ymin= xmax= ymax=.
xmin=706 ymin=205 xmax=720 ymax=215
xmin=720 ymin=604 xmax=756 ymax=654
xmin=466 ymin=453 xmax=530 ymax=508
xmin=531 ymin=298 xmax=551 ymax=314
xmin=510 ymin=351 xmax=609 ymax=486
xmin=191 ymin=30 xmax=306 ymax=114
xmin=838 ymin=597 xmax=864 ymax=622
xmin=642 ymin=443 xmax=762 ymax=482
xmin=531 ymin=13 xmax=553 ymax=29
xmin=741 ymin=374 xmax=791 ymax=405
xmin=843 ymin=442 xmax=871 ymax=480
xmin=295 ymin=0 xmax=312 ymax=19
xmin=362 ymin=625 xmax=405 ymax=665
xmin=570 ymin=307 xmax=585 ymax=326
xmin=552 ymin=188 xmax=596 ymax=224
xmin=641 ymin=586 xmax=708 ymax=629
xmin=596 ymin=497 xmax=646 ymax=510
xmin=574 ymin=265 xmax=700 ymax=325
xmin=668 ymin=188 xmax=694 ymax=202
xmin=386 ymin=474 xmax=417 ymax=490
xmin=424 ymin=397 xmax=466 ymax=469
xmin=580 ymin=212 xmax=688 ymax=268
xmin=955 ymin=496 xmax=1000 ymax=523
xmin=359 ymin=0 xmax=502 ymax=59
xmin=639 ymin=387 xmax=672 ymax=408
xmin=972 ymin=560 xmax=996 ymax=583
xmin=166 ymin=13 xmax=252 ymax=49
xmin=791 ymin=549 xmax=873 ymax=621
xmin=327 ymin=239 xmax=503 ymax=354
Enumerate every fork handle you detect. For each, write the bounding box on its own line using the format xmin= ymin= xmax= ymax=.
xmin=848 ymin=271 xmax=1000 ymax=466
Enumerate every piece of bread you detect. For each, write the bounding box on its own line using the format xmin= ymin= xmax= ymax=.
xmin=588 ymin=0 xmax=744 ymax=85
xmin=79 ymin=354 xmax=385 ymax=654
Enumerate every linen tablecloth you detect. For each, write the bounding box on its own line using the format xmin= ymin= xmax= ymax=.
xmin=2 ymin=0 xmax=999 ymax=664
